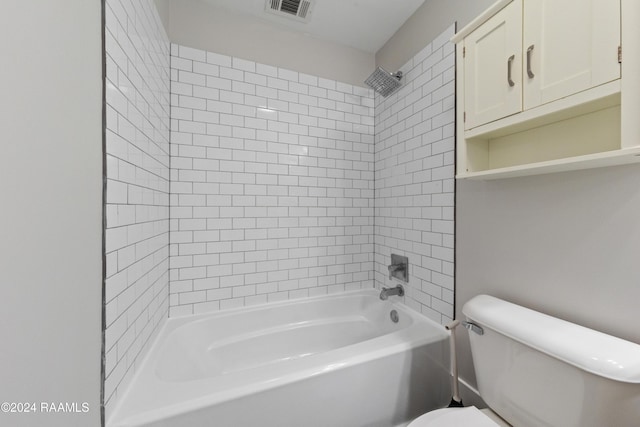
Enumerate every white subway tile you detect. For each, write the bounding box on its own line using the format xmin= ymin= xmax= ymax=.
xmin=105 ymin=1 xmax=170 ymax=416
xmin=193 ymin=300 xmax=220 ymax=314
xmin=278 ymin=68 xmax=298 ymax=82
xmin=193 ymin=85 xmax=220 ymax=101
xmin=206 ymin=76 xmax=231 ymax=90
xmin=219 ymin=90 xmax=244 ymax=104
xmin=172 ymin=57 xmax=193 ymax=72
xmin=206 ymin=51 xmax=232 ymax=67
xmin=179 ymin=45 xmax=206 ymax=62
xmin=193 ymin=61 xmax=219 ymax=76
xmin=232 ymin=81 xmax=256 ymax=95
xmin=220 ymin=66 xmax=244 ymax=81
xmin=178 ymin=70 xmax=206 ymax=86
xmin=318 ymin=78 xmax=336 ymax=90
xmin=168 ymin=42 xmax=380 ymax=318
xmin=256 ymin=63 xmax=278 ymax=77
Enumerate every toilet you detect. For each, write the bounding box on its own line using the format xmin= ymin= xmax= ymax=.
xmin=408 ymin=295 xmax=640 ymax=427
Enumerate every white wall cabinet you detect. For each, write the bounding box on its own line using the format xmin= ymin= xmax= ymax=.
xmin=523 ymin=0 xmax=621 ymax=111
xmin=464 ymin=0 xmax=522 ymax=130
xmin=454 ymin=0 xmax=640 ymax=179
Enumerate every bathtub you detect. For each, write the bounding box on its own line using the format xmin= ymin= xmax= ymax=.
xmin=109 ymin=289 xmax=451 ymax=427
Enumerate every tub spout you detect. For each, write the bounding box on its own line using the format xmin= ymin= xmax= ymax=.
xmin=379 ymin=285 xmax=405 ymax=300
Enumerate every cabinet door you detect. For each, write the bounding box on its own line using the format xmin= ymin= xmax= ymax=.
xmin=523 ymin=0 xmax=621 ymax=110
xmin=464 ymin=0 xmax=522 ymax=130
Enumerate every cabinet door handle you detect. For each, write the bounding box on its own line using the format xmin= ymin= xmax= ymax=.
xmin=507 ymin=55 xmax=515 ymax=87
xmin=526 ymin=44 xmax=535 ymax=78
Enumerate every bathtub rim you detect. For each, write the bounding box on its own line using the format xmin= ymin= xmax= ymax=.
xmin=160 ymin=288 xmax=413 ymax=333
xmin=108 ymin=288 xmax=449 ymax=427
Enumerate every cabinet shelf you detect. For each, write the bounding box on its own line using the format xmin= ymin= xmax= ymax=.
xmin=456 ymin=146 xmax=640 ymax=180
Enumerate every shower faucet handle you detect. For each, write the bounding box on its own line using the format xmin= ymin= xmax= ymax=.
xmin=388 ymin=254 xmax=408 ymax=283
xmin=388 ymin=263 xmax=405 ymax=280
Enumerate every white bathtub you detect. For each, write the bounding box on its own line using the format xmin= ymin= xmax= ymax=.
xmin=109 ymin=289 xmax=451 ymax=427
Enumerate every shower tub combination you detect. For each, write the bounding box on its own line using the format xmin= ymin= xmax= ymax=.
xmin=109 ymin=289 xmax=450 ymax=427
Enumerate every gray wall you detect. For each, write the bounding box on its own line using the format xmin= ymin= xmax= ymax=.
xmin=376 ymin=0 xmax=494 ymax=71
xmin=457 ymin=164 xmax=640 ymax=390
xmin=0 ymin=1 xmax=103 ymax=426
xmin=154 ymin=0 xmax=170 ymax=31
xmin=160 ymin=0 xmax=374 ymax=86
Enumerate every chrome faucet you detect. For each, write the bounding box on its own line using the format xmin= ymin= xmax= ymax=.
xmin=388 ymin=254 xmax=409 ymax=282
xmin=379 ymin=284 xmax=405 ymax=300
xmin=388 ymin=263 xmax=405 ymax=280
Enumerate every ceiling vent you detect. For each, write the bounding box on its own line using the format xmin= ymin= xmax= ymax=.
xmin=265 ymin=0 xmax=314 ymax=22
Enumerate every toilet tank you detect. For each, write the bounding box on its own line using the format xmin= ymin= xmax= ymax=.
xmin=462 ymin=295 xmax=640 ymax=427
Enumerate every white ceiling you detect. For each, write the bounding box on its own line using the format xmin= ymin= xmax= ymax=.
xmin=200 ymin=0 xmax=426 ymax=53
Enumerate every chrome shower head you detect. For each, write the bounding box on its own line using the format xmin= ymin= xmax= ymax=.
xmin=364 ymin=67 xmax=403 ymax=97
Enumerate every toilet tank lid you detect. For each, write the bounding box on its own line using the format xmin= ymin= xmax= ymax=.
xmin=462 ymin=295 xmax=640 ymax=383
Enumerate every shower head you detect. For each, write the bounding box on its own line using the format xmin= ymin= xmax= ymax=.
xmin=364 ymin=67 xmax=403 ymax=97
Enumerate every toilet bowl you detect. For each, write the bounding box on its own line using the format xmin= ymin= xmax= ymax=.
xmin=407 ymin=406 xmax=510 ymax=427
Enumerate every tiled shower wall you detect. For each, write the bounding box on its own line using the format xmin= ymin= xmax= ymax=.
xmin=374 ymin=25 xmax=456 ymax=323
xmin=168 ymin=45 xmax=375 ymax=316
xmin=104 ymin=0 xmax=170 ymax=417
